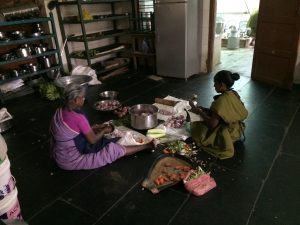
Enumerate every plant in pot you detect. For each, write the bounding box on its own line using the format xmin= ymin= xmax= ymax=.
xmin=247 ymin=9 xmax=259 ymax=45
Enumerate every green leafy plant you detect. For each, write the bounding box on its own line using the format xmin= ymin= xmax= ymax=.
xmin=247 ymin=9 xmax=258 ymax=36
xmin=38 ymin=82 xmax=61 ymax=101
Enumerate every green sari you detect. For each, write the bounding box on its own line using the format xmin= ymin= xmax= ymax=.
xmin=191 ymin=90 xmax=248 ymax=159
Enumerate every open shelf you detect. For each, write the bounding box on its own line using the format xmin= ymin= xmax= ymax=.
xmin=0 ymin=50 xmax=59 ymax=66
xmin=62 ymin=14 xmax=129 ymax=24
xmin=70 ymin=44 xmax=126 ymax=59
xmin=68 ymin=29 xmax=129 ymax=42
xmin=0 ymin=65 xmax=61 ymax=85
xmin=58 ymin=0 xmax=129 ymax=5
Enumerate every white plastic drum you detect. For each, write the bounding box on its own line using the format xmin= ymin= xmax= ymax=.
xmin=0 ymin=187 xmax=22 ymax=220
xmin=0 ymin=156 xmax=15 ymax=200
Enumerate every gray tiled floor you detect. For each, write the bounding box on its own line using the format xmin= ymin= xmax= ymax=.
xmin=1 ymin=47 xmax=300 ymax=225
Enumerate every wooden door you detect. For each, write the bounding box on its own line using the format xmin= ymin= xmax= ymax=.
xmin=251 ymin=0 xmax=300 ymax=89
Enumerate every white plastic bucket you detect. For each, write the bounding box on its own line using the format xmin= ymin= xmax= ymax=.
xmin=0 ymin=156 xmax=15 ymax=200
xmin=0 ymin=187 xmax=22 ymax=220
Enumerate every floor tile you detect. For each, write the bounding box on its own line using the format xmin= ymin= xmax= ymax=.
xmin=170 ymin=163 xmax=261 ymax=225
xmin=9 ymin=150 xmax=94 ymax=218
xmin=281 ymin=107 xmax=300 ymax=156
xmin=247 ymin=154 xmax=300 ymax=225
xmin=61 ymin=151 xmax=162 ymax=218
xmin=95 ymin=185 xmax=188 ymax=225
xmin=28 ymin=199 xmax=97 ymax=225
xmin=1 ymin=63 xmax=300 ymax=225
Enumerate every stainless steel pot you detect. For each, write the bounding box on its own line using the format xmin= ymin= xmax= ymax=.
xmin=16 ymin=47 xmax=31 ymax=58
xmin=129 ymin=104 xmax=158 ymax=130
xmin=23 ymin=63 xmax=38 ymax=72
xmin=42 ymin=56 xmax=51 ymax=68
xmin=0 ymin=74 xmax=10 ymax=80
xmin=54 ymin=75 xmax=92 ymax=94
xmin=1 ymin=53 xmax=13 ymax=61
xmin=0 ymin=31 xmax=6 ymax=40
xmin=34 ymin=45 xmax=47 ymax=54
xmin=11 ymin=70 xmax=19 ymax=77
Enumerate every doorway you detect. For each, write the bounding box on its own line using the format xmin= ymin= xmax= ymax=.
xmin=212 ymin=0 xmax=260 ymax=78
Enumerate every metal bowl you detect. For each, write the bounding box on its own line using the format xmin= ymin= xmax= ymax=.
xmin=93 ymin=100 xmax=121 ymax=112
xmin=0 ymin=31 xmax=6 ymax=40
xmin=54 ymin=75 xmax=92 ymax=93
xmin=99 ymin=91 xmax=118 ymax=100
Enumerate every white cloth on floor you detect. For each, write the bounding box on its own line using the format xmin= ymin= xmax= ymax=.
xmin=105 ymin=126 xmax=152 ymax=146
xmin=153 ymin=95 xmax=202 ymax=122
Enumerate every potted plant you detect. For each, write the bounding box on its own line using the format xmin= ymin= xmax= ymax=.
xmin=247 ymin=9 xmax=258 ymax=44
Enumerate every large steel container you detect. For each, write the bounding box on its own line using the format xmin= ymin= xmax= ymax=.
xmin=54 ymin=75 xmax=92 ymax=94
xmin=129 ymin=104 xmax=158 ymax=130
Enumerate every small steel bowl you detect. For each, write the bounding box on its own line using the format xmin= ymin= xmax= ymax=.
xmin=0 ymin=74 xmax=10 ymax=81
xmin=0 ymin=31 xmax=6 ymax=40
xmin=99 ymin=91 xmax=119 ymax=100
xmin=10 ymin=30 xmax=25 ymax=39
xmin=31 ymin=32 xmax=41 ymax=37
xmin=1 ymin=53 xmax=13 ymax=61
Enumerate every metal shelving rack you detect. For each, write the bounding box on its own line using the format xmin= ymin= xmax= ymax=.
xmin=130 ymin=0 xmax=156 ymax=72
xmin=0 ymin=12 xmax=62 ymax=103
xmin=55 ymin=0 xmax=132 ymax=76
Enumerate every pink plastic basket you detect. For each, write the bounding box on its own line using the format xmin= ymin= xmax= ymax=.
xmin=183 ymin=171 xmax=216 ymax=196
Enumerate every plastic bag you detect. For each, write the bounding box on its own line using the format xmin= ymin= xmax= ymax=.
xmin=107 ymin=126 xmax=152 ymax=146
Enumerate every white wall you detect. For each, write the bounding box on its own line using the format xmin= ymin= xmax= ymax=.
xmin=198 ymin=0 xmax=210 ymax=73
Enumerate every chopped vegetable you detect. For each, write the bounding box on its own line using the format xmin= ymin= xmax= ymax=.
xmin=163 ymin=140 xmax=193 ymax=157
xmin=185 ymin=166 xmax=206 ymax=181
xmin=153 ymin=162 xmax=191 ymax=187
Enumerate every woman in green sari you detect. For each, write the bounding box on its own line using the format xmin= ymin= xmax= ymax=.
xmin=190 ymin=70 xmax=248 ymax=159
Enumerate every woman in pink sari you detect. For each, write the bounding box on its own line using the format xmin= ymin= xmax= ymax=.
xmin=50 ymin=83 xmax=154 ymax=170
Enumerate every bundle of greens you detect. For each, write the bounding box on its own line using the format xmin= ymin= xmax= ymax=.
xmin=111 ymin=115 xmax=130 ymax=127
xmin=38 ymin=82 xmax=60 ymax=101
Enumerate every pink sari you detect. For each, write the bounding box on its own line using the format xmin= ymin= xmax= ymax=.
xmin=50 ymin=108 xmax=125 ymax=170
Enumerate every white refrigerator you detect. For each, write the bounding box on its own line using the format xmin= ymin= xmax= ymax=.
xmin=155 ymin=0 xmax=199 ymax=79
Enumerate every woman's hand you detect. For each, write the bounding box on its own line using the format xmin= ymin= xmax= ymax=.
xmin=86 ymin=123 xmax=114 ymax=144
xmin=92 ymin=123 xmax=114 ymax=134
xmin=189 ymin=100 xmax=197 ymax=109
xmin=103 ymin=123 xmax=114 ymax=134
xmin=189 ymin=101 xmax=203 ymax=115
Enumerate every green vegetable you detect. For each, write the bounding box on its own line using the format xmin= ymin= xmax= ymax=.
xmin=186 ymin=166 xmax=206 ymax=181
xmin=38 ymin=82 xmax=61 ymax=101
xmin=112 ymin=115 xmax=130 ymax=127
xmin=147 ymin=129 xmax=166 ymax=134
xmin=147 ymin=133 xmax=165 ymax=138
